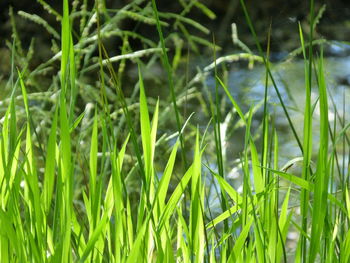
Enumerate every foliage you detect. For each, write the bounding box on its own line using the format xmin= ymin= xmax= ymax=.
xmin=0 ymin=0 xmax=349 ymax=262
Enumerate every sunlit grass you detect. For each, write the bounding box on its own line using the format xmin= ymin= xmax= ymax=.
xmin=0 ymin=0 xmax=349 ymax=262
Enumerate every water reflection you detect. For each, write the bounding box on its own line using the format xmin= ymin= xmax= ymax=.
xmin=203 ymin=41 xmax=350 ymax=213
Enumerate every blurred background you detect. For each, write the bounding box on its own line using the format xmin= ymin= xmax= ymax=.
xmin=1 ymin=0 xmax=350 ymax=78
xmin=0 ymin=0 xmax=349 ymax=166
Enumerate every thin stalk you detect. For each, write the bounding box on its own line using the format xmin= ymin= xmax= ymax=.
xmin=238 ymin=0 xmax=303 ymax=153
xmin=151 ymin=0 xmax=188 ymax=170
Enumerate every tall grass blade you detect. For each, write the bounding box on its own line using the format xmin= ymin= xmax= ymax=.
xmin=309 ymin=48 xmax=329 ymax=262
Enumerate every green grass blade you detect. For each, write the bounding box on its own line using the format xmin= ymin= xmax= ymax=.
xmin=230 ymin=217 xmax=253 ymax=261
xmin=78 ymin=212 xmax=109 ymax=263
xmin=156 ymin=140 xmax=180 ymax=210
xmin=89 ymin=110 xmax=98 ymax=228
xmin=42 ymin=106 xmax=58 ymax=213
xmin=309 ymin=48 xmax=329 ymax=262
xmin=139 ymin=65 xmax=152 ymax=187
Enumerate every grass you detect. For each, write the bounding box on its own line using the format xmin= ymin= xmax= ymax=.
xmin=0 ymin=0 xmax=350 ymax=262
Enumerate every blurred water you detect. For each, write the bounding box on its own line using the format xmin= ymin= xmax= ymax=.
xmin=221 ymin=44 xmax=350 ymax=163
xmin=204 ymin=41 xmax=350 ymax=215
